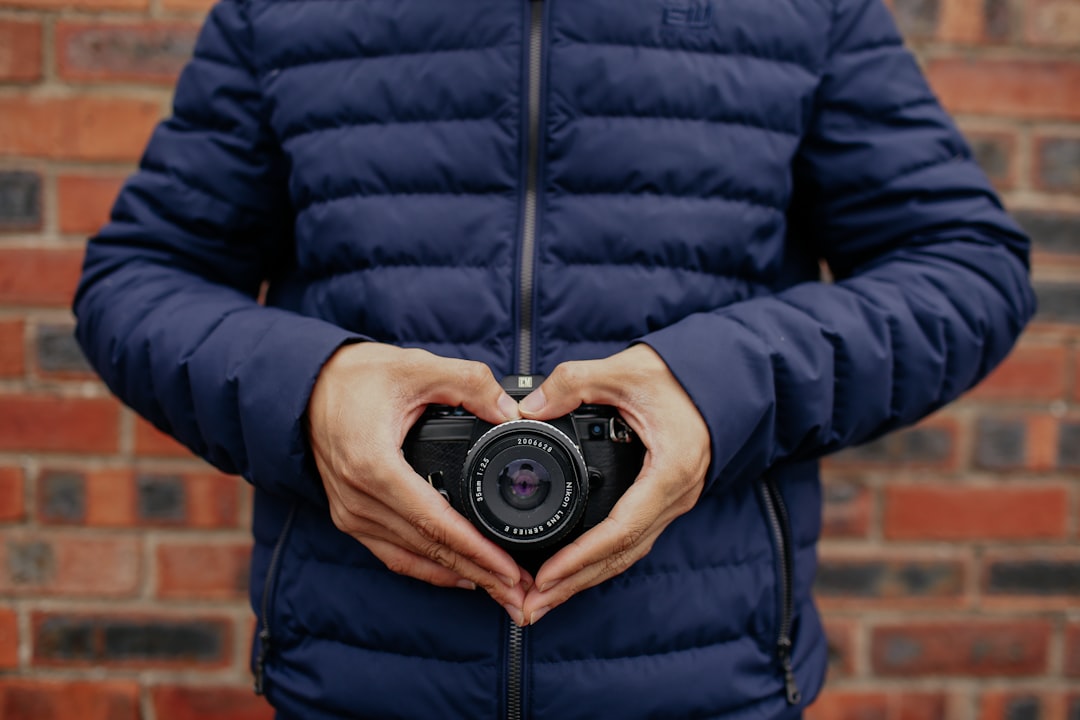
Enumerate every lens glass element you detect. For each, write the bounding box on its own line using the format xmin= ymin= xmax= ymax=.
xmin=498 ymin=459 xmax=551 ymax=510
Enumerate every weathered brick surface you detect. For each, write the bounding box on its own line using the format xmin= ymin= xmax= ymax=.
xmin=0 ymin=0 xmax=1077 ymax=713
xmin=0 ymin=679 xmax=140 ymax=720
xmin=870 ymin=620 xmax=1051 ymax=676
xmin=0 ymin=171 xmax=42 ymax=233
xmin=0 ymin=20 xmax=43 ymax=82
xmin=0 ymin=320 xmax=25 ymax=378
xmin=883 ymin=484 xmax=1068 ymax=540
xmin=0 ymin=532 xmax=140 ymax=597
xmin=152 ymin=686 xmax=274 ymax=720
xmin=57 ymin=174 xmax=125 ymax=235
xmin=32 ymin=612 xmax=232 ymax=668
xmin=56 ymin=21 xmax=199 ymax=85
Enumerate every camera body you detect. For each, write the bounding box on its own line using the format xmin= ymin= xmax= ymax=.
xmin=403 ymin=375 xmax=645 ymax=569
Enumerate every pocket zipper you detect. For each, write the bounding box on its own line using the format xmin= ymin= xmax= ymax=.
xmin=760 ymin=477 xmax=801 ymax=705
xmin=254 ymin=505 xmax=298 ymax=696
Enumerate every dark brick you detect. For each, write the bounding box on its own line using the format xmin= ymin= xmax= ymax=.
xmin=1060 ymin=422 xmax=1080 ymax=469
xmin=1035 ymin=283 xmax=1080 ymax=324
xmin=136 ymin=475 xmax=185 ymax=522
xmin=61 ymin=23 xmax=198 ymax=82
xmin=36 ymin=617 xmax=95 ymax=661
xmin=0 ymin=171 xmax=41 ymax=232
xmin=822 ymin=480 xmax=870 ymax=538
xmin=7 ymin=540 xmax=54 ymax=585
xmin=103 ymin=621 xmax=223 ymax=662
xmin=975 ymin=417 xmax=1026 ymax=468
xmin=899 ymin=426 xmax=952 ymax=462
xmin=984 ymin=0 xmax=1012 ymax=41
xmin=1068 ymin=697 xmax=1080 ymax=720
xmin=36 ymin=324 xmax=93 ymax=374
xmin=1006 ymin=696 xmax=1040 ymax=720
xmin=1015 ymin=211 xmax=1080 ymax=256
xmin=892 ymin=0 xmax=940 ymax=39
xmin=35 ymin=616 xmax=227 ymax=664
xmin=816 ymin=559 xmax=963 ymax=599
xmin=1037 ymin=138 xmax=1080 ymax=193
xmin=835 ymin=436 xmax=892 ymax=463
xmin=988 ymin=559 xmax=1080 ymax=595
xmin=40 ymin=471 xmax=86 ymax=522
xmin=970 ymin=135 xmax=1012 ymax=186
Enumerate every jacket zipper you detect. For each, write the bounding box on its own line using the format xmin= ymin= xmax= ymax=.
xmin=759 ymin=477 xmax=801 ymax=706
xmin=254 ymin=505 xmax=298 ymax=696
xmin=508 ymin=2 xmax=545 ymax=718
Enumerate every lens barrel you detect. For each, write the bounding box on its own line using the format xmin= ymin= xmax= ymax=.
xmin=459 ymin=419 xmax=589 ymax=550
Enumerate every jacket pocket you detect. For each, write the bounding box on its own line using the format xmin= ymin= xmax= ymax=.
xmin=758 ymin=476 xmax=802 ymax=706
xmin=254 ymin=505 xmax=298 ymax=696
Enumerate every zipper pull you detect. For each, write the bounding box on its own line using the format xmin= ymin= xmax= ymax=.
xmin=254 ymin=628 xmax=272 ymax=695
xmin=777 ymin=637 xmax=801 ymax=706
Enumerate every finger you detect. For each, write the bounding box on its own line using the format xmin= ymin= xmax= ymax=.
xmin=362 ymin=536 xmax=479 ymax=590
xmin=412 ymin=355 xmax=520 ymax=425
xmin=334 ymin=484 xmax=527 ymax=603
xmin=522 ymin=524 xmax=667 ymax=624
xmin=531 ymin=467 xmax=697 ymax=592
xmin=518 ymin=360 xmax=609 ymax=419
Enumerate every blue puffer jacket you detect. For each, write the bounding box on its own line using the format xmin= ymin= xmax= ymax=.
xmin=73 ymin=0 xmax=1035 ymax=717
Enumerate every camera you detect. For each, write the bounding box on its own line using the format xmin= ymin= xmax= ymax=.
xmin=403 ymin=375 xmax=645 ymax=569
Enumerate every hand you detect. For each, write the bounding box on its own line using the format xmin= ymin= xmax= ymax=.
xmin=307 ymin=342 xmax=530 ymax=622
xmin=518 ymin=344 xmax=711 ymax=624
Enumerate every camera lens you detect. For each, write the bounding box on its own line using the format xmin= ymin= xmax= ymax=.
xmin=498 ymin=459 xmax=551 ymax=510
xmin=459 ymin=419 xmax=589 ymax=550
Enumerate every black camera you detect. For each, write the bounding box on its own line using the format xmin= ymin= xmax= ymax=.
xmin=403 ymin=375 xmax=645 ymax=569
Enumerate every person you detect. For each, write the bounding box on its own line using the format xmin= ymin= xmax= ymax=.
xmin=72 ymin=0 xmax=1036 ymax=717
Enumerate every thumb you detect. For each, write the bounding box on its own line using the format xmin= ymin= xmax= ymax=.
xmin=520 ymin=361 xmax=609 ymax=420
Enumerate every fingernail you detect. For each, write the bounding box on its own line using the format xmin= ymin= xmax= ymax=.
xmin=497 ymin=393 xmax=520 ymax=421
xmin=519 ymin=388 xmax=546 ymax=414
xmin=497 ymin=574 xmax=518 ymax=589
xmin=538 ymin=579 xmax=562 ymax=594
xmin=456 ymin=580 xmax=477 ymax=591
xmin=529 ymin=606 xmax=551 ymax=625
xmin=503 ymin=604 xmax=526 ymax=627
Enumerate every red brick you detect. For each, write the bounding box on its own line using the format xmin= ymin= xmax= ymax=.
xmin=938 ymin=0 xmax=985 ymax=43
xmin=821 ymin=478 xmax=871 ymax=539
xmin=152 ymin=686 xmax=274 ymax=720
xmin=0 ymin=532 xmax=139 ymax=597
xmin=0 ymin=0 xmax=146 ymax=9
xmin=57 ymin=21 xmax=199 ymax=85
xmin=1026 ymin=0 xmax=1080 ymax=46
xmin=162 ymin=0 xmax=215 ymax=12
xmin=822 ymin=618 xmax=856 ymax=679
xmin=39 ymin=468 xmax=240 ymax=528
xmin=980 ymin=690 xmax=1069 ymax=720
xmin=135 ymin=415 xmax=196 ymax=458
xmin=0 ymin=20 xmax=42 ymax=82
xmin=0 ymin=395 xmax=120 ymax=453
xmin=871 ymin=620 xmax=1051 ymax=676
xmin=0 ymin=466 xmax=24 ymax=522
xmin=1066 ymin=622 xmax=1080 ymax=677
xmin=0 ymin=320 xmax=25 ymax=377
xmin=32 ymin=612 xmax=232 ymax=669
xmin=58 ymin=174 xmax=124 ymax=235
xmin=0 ymin=248 xmax=84 ymax=307
xmin=156 ymin=541 xmax=250 ymax=600
xmin=0 ymin=95 xmax=162 ymax=162
xmin=883 ymin=484 xmax=1068 ymax=540
xmin=927 ymin=58 xmax=1080 ymax=120
xmin=806 ymin=691 xmax=948 ymax=720
xmin=971 ymin=345 xmax=1067 ymax=400
xmin=0 ymin=679 xmax=139 ymax=720
xmin=0 ymin=608 xmax=17 ymax=669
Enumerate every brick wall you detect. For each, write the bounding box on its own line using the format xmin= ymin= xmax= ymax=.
xmin=0 ymin=0 xmax=1077 ymax=718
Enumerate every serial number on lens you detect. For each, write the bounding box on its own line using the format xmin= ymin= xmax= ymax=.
xmin=516 ymin=437 xmax=553 ymax=453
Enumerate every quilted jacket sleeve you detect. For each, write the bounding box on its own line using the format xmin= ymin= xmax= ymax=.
xmin=73 ymin=0 xmax=362 ymax=504
xmin=639 ymin=0 xmax=1036 ymax=493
